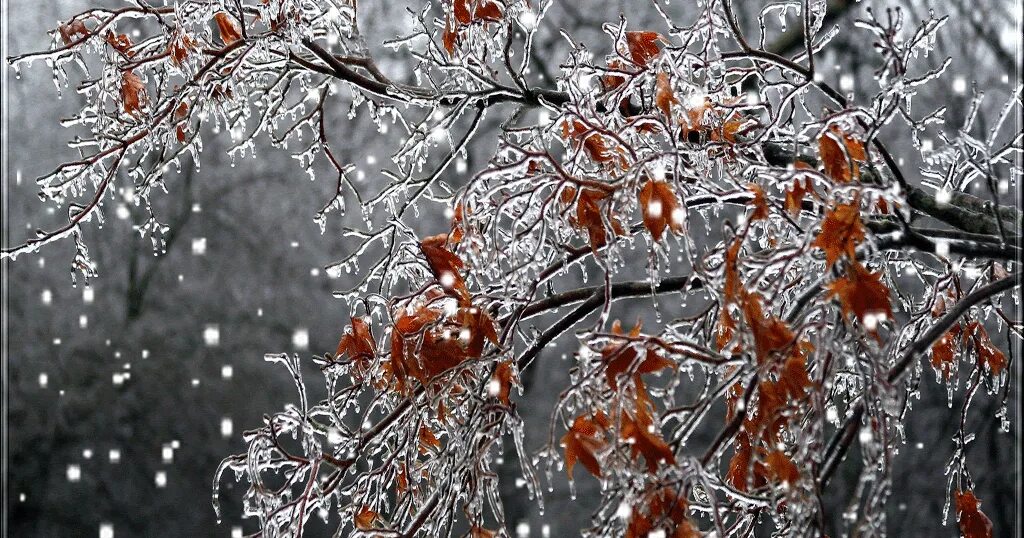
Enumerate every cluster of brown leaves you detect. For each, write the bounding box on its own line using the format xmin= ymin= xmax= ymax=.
xmin=625 ymin=487 xmax=699 ymax=538
xmin=562 ymin=320 xmax=677 ymax=479
xmin=442 ymin=0 xmax=504 ymax=56
xmin=561 ymin=119 xmax=628 ymax=168
xmin=931 ymin=319 xmax=1007 ymax=380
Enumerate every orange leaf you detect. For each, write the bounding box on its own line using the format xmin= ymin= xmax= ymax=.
xmin=625 ymin=31 xmax=663 ymax=67
xmin=819 ymin=126 xmax=867 ymax=183
xmin=931 ymin=324 xmax=962 ymax=380
xmin=784 ymin=173 xmax=814 ymax=217
xmin=421 ymin=234 xmax=469 ymax=300
xmin=453 ymin=0 xmax=472 ymax=24
xmin=620 ymin=411 xmax=675 ymax=472
xmin=826 ymin=261 xmax=893 ymax=338
xmin=562 ymin=413 xmax=608 ymax=478
xmin=747 ymin=184 xmax=770 ymax=221
xmin=491 ymin=360 xmax=517 ymax=405
xmin=120 ymin=70 xmax=146 ymax=115
xmin=354 ymin=505 xmax=379 ymax=531
xmin=639 ymin=179 xmax=683 ymax=242
xmin=214 ymin=12 xmax=243 ymax=45
xmin=812 ymin=201 xmax=865 ymax=268
xmin=418 ymin=425 xmax=442 ymax=454
xmin=655 ymin=71 xmax=678 ymax=118
xmin=955 ymin=490 xmax=993 ymax=538
xmin=763 ymin=450 xmax=800 ymax=485
xmin=967 ymin=322 xmax=1007 ymax=376
xmin=442 ymin=17 xmax=459 ymax=56
xmin=59 ymin=19 xmax=90 ymax=46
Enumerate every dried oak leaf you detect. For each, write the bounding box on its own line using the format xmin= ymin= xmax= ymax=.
xmin=602 ymin=320 xmax=675 ymax=390
xmin=742 ymin=292 xmax=795 ymax=364
xmin=562 ymin=412 xmax=610 ymax=478
xmin=763 ymin=450 xmax=800 ymax=485
xmin=105 ymin=31 xmax=133 ymax=55
xmin=955 ymin=490 xmax=993 ymax=538
xmin=784 ymin=167 xmax=815 ymax=217
xmin=625 ymin=31 xmax=664 ymax=67
xmin=563 ymin=186 xmax=624 ymax=252
xmin=827 ymin=261 xmax=893 ymax=337
xmin=214 ymin=12 xmax=243 ymax=45
xmin=418 ymin=425 xmax=442 ymax=454
xmin=812 ymin=201 xmax=865 ymax=268
xmin=639 ymin=179 xmax=684 ymax=242
xmin=819 ymin=125 xmax=867 ymax=183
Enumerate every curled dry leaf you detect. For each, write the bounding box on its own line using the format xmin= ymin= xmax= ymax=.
xmin=59 ymin=19 xmax=90 ymax=46
xmin=654 ymin=71 xmax=678 ymax=118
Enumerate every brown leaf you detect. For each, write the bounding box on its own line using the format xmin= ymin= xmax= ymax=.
xmin=418 ymin=425 xmax=442 ymax=454
xmin=421 ymin=234 xmax=469 ymax=300
xmin=819 ymin=126 xmax=867 ymax=183
xmin=742 ymin=292 xmax=795 ymax=364
xmin=639 ymin=179 xmax=683 ymax=242
xmin=827 ymin=261 xmax=893 ymax=338
xmin=784 ymin=172 xmax=814 ymax=217
xmin=967 ymin=322 xmax=1007 ymax=376
xmin=336 ymin=316 xmax=376 ymax=375
xmin=747 ymin=184 xmax=770 ymax=221
xmin=120 ymin=70 xmax=147 ymax=115
xmin=214 ymin=12 xmax=243 ymax=45
xmin=354 ymin=505 xmax=379 ymax=531
xmin=562 ymin=413 xmax=608 ymax=478
xmin=931 ymin=324 xmax=962 ymax=380
xmin=59 ymin=20 xmax=90 ymax=46
xmin=812 ymin=201 xmax=865 ymax=268
xmin=763 ymin=450 xmax=800 ymax=485
xmin=955 ymin=490 xmax=993 ymax=538
xmin=104 ymin=31 xmax=133 ymax=55
xmin=491 ymin=360 xmax=517 ymax=405
xmin=473 ymin=0 xmax=503 ymax=22
xmin=625 ymin=31 xmax=663 ymax=67
xmin=655 ymin=71 xmax=678 ymax=118
xmin=620 ymin=411 xmax=675 ymax=472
